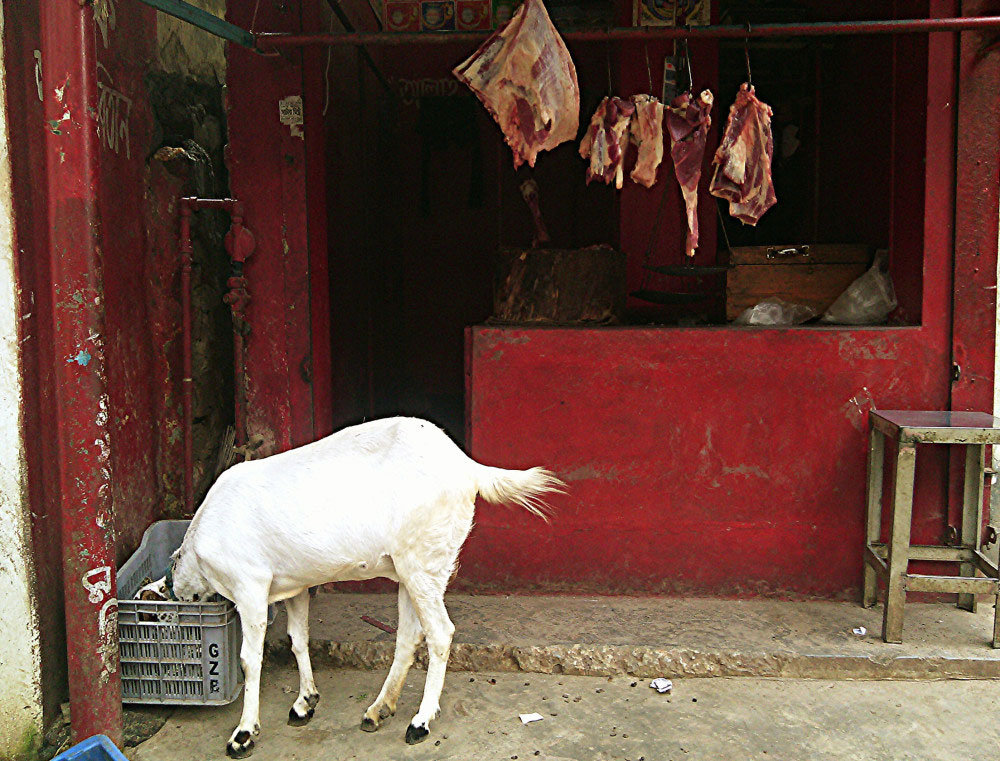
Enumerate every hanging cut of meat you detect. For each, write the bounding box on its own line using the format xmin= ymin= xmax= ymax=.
xmin=579 ymin=96 xmax=635 ymax=189
xmin=709 ymin=83 xmax=777 ymax=225
xmin=666 ymin=89 xmax=713 ymax=257
xmin=628 ymin=95 xmax=665 ymax=189
xmin=453 ymin=0 xmax=580 ymax=169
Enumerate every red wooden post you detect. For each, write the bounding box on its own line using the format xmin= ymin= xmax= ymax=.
xmin=949 ymin=0 xmax=1000 ymax=546
xmin=951 ymin=0 xmax=1000 ymax=415
xmin=39 ymin=0 xmax=123 ymax=744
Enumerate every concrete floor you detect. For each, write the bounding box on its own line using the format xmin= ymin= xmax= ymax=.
xmin=129 ymin=593 xmax=1000 ymax=760
xmin=133 ymin=667 xmax=1000 ymax=761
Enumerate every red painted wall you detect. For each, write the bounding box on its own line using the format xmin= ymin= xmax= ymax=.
xmin=463 ymin=325 xmax=951 ymax=597
xmin=227 ymin=0 xmax=330 ymax=454
xmin=93 ymin=2 xmax=165 ymax=564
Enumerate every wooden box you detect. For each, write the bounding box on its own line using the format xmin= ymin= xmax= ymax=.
xmin=726 ymin=244 xmax=872 ymax=321
xmin=492 ymin=245 xmax=626 ymax=325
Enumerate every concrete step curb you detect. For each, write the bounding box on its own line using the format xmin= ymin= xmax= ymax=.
xmin=265 ymin=639 xmax=1000 ymax=681
xmin=262 ymin=593 xmax=1000 ymax=681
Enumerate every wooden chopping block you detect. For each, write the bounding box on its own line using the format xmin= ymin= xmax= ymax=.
xmin=726 ymin=244 xmax=872 ymax=321
xmin=492 ymin=245 xmax=626 ymax=325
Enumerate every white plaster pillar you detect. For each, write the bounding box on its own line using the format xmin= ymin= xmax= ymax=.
xmin=0 ymin=10 xmax=44 ymax=760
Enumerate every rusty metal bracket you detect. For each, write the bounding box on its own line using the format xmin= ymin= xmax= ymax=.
xmin=985 ymin=526 xmax=998 ymax=549
xmin=944 ymin=524 xmax=959 ymax=545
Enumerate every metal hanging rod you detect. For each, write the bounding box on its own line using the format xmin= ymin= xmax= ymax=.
xmin=257 ymin=15 xmax=1000 ymax=49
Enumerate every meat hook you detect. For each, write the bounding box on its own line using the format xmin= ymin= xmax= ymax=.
xmin=684 ymin=37 xmax=694 ymax=89
xmin=644 ymin=44 xmax=653 ymax=93
xmin=744 ymin=22 xmax=753 ymax=86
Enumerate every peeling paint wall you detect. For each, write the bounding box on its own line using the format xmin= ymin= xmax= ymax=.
xmin=155 ymin=0 xmax=226 ymax=83
xmin=0 ymin=11 xmax=43 ymax=759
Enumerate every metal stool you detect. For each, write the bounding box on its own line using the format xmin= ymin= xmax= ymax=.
xmin=863 ymin=410 xmax=1000 ymax=646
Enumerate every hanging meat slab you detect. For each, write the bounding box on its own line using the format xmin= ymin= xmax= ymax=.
xmin=709 ymin=83 xmax=777 ymax=225
xmin=666 ymin=89 xmax=713 ymax=257
xmin=579 ymin=96 xmax=636 ymax=189
xmin=629 ymin=95 xmax=665 ymax=189
xmin=453 ymin=0 xmax=580 ymax=169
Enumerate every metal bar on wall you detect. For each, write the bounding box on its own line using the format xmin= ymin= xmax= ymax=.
xmin=257 ymin=15 xmax=1000 ymax=48
xmin=137 ymin=0 xmax=256 ymax=48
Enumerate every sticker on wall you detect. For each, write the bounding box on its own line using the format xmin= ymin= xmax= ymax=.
xmin=456 ymin=0 xmax=491 ymax=30
xmin=279 ymin=96 xmax=305 ymax=138
xmin=384 ymin=1 xmax=421 ymax=31
xmin=420 ymin=1 xmax=455 ymax=30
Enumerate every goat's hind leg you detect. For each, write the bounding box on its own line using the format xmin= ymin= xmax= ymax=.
xmin=362 ymin=583 xmax=422 ymax=732
xmin=402 ymin=580 xmax=455 ymax=745
xmin=286 ymin=590 xmax=320 ymax=726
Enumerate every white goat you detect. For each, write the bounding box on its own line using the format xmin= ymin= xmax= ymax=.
xmin=147 ymin=416 xmax=563 ymax=758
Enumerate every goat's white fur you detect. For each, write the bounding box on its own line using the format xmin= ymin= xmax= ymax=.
xmin=164 ymin=416 xmax=563 ymax=756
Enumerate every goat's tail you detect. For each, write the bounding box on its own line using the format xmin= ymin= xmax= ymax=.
xmin=476 ymin=465 xmax=566 ymax=521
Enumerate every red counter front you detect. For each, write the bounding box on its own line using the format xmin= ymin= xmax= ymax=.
xmin=461 ymin=325 xmax=953 ymax=598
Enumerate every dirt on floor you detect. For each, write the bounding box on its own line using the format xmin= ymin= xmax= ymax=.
xmin=132 ymin=666 xmax=1000 ymax=761
xmin=39 ymin=705 xmax=173 ymax=760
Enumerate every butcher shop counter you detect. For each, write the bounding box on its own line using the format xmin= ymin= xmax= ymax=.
xmin=458 ymin=323 xmax=951 ymax=599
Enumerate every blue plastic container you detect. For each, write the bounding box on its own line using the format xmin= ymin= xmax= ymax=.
xmin=51 ymin=734 xmax=129 ymax=761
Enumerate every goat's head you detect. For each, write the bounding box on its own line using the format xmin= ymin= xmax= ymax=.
xmin=167 ymin=547 xmax=213 ymax=603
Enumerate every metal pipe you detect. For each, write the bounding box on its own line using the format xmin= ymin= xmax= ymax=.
xmin=178 ymin=205 xmax=194 ymax=516
xmin=256 ymin=15 xmax=1000 ymax=48
xmin=136 ymin=0 xmax=256 ymax=49
xmin=39 ymin=0 xmax=123 ymax=744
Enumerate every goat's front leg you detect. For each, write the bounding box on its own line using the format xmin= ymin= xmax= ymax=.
xmin=403 ymin=581 xmax=454 ymax=745
xmin=285 ymin=590 xmax=320 ymax=725
xmin=362 ymin=583 xmax=422 ymax=732
xmin=227 ymin=593 xmax=269 ymax=759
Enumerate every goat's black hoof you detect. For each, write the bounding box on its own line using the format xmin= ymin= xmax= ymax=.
xmin=226 ymin=731 xmax=255 ymax=759
xmin=360 ymin=716 xmax=380 ymax=733
xmin=288 ymin=706 xmax=315 ymax=726
xmin=306 ymin=693 xmax=321 ymax=709
xmin=405 ymin=724 xmax=430 ymax=745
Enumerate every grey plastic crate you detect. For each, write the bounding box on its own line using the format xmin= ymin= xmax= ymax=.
xmin=117 ymin=520 xmax=242 ymax=705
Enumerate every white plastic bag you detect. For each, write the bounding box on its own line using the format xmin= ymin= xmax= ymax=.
xmin=735 ymin=298 xmax=817 ymax=326
xmin=821 ymin=251 xmax=897 ymax=325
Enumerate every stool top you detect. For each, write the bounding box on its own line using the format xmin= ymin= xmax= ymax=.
xmin=871 ymin=410 xmax=1000 ymax=443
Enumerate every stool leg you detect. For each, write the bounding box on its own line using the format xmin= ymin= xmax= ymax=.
xmin=959 ymin=444 xmax=986 ymax=612
xmin=883 ymin=442 xmax=916 ymax=644
xmin=863 ymin=429 xmax=886 ymax=608
xmin=993 ymin=593 xmax=1000 ymax=648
